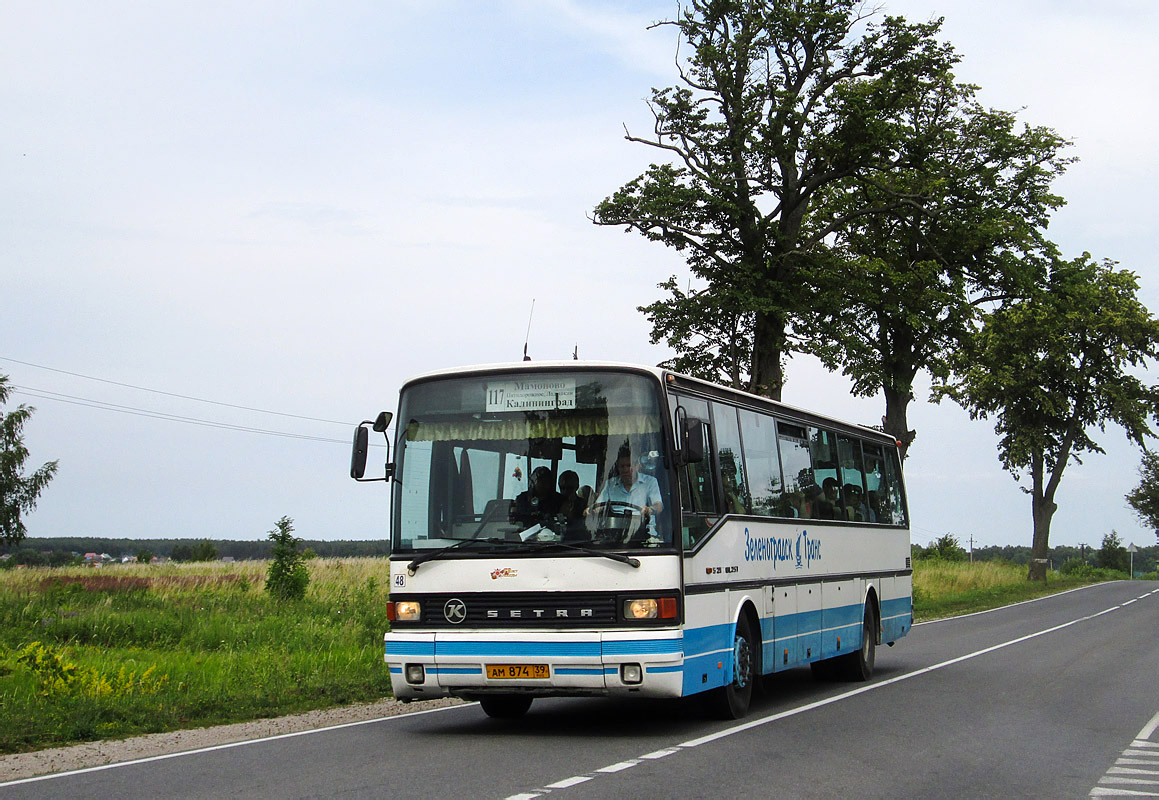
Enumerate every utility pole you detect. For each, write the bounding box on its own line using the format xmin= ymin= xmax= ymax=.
xmin=969 ymin=534 xmax=974 ymax=563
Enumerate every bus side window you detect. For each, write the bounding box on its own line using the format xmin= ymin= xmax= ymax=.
xmin=776 ymin=422 xmax=813 ymax=518
xmin=836 ymin=435 xmax=867 ymax=522
xmin=738 ymin=408 xmax=782 ymax=516
xmin=882 ymin=446 xmax=908 ymax=526
xmin=711 ymin=402 xmax=748 ymax=515
xmin=810 ymin=429 xmax=842 ymax=520
xmin=673 ymin=394 xmax=715 ymax=548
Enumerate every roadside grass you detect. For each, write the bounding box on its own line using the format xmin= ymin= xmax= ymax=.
xmin=0 ymin=559 xmax=392 ymax=754
xmin=0 ymin=555 xmax=1130 ymax=753
xmin=912 ymin=558 xmax=1126 ymax=621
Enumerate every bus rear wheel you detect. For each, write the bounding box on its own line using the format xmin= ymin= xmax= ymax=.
xmin=710 ymin=614 xmax=756 ymax=719
xmin=479 ymin=695 xmax=533 ymax=719
xmin=839 ymin=603 xmax=876 ymax=681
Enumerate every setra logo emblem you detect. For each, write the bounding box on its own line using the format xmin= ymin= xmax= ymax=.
xmin=443 ymin=598 xmax=467 ymax=624
xmin=491 ymin=567 xmax=517 ymax=580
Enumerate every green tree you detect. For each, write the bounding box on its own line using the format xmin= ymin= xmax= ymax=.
xmin=190 ymin=540 xmax=218 ymax=562
xmin=136 ymin=549 xmax=154 ymax=564
xmin=593 ymin=0 xmax=955 ymax=399
xmin=1126 ymin=449 xmax=1159 ymax=545
xmin=936 ymin=256 xmax=1159 ymax=580
xmin=265 ymin=516 xmax=309 ymax=601
xmin=924 ymin=533 xmax=967 ymax=562
xmin=802 ymin=79 xmax=1071 ymax=457
xmin=1096 ymin=531 xmax=1129 ymax=573
xmin=1 ymin=374 xmax=58 ymax=546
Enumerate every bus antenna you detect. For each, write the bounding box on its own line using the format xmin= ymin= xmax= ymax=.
xmin=523 ymin=299 xmax=535 ymax=361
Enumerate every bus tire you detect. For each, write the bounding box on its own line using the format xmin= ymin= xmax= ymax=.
xmin=710 ymin=613 xmax=756 ymax=719
xmin=840 ymin=603 xmax=877 ymax=682
xmin=479 ymin=695 xmax=533 ymax=719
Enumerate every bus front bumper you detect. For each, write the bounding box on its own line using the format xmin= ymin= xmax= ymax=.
xmin=384 ymin=629 xmax=684 ymax=701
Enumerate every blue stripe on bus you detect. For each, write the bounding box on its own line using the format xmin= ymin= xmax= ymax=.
xmin=436 ymin=640 xmax=602 ymax=658
xmin=602 ymin=638 xmax=683 ymax=656
xmin=385 ymin=641 xmax=435 ymax=657
xmin=683 ymin=623 xmax=732 ymax=657
xmin=554 ymin=667 xmax=608 ymax=676
xmin=430 ymin=667 xmax=481 ymax=675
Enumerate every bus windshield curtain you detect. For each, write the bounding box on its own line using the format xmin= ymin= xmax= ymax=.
xmin=405 ymin=414 xmax=661 ymax=442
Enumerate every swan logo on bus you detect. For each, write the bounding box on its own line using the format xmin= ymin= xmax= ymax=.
xmin=744 ymin=528 xmax=821 ymax=570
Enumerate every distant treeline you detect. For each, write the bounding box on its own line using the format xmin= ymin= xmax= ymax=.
xmin=2 ymin=538 xmax=391 ymax=561
xmin=917 ymin=542 xmax=1158 ymax=575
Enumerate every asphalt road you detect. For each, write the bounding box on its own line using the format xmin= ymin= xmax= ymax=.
xmin=3 ymin=581 xmax=1157 ymax=799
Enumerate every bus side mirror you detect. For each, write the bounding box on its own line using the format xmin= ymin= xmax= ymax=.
xmin=351 ymin=412 xmax=393 ymax=482
xmin=682 ymin=417 xmax=706 ymax=464
xmin=350 ymin=426 xmax=370 ymax=479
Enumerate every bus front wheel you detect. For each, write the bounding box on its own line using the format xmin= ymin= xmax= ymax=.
xmin=710 ymin=614 xmax=756 ymax=719
xmin=479 ymin=695 xmax=533 ymax=719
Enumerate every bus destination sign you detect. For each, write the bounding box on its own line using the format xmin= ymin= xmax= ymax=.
xmin=486 ymin=379 xmax=577 ymax=412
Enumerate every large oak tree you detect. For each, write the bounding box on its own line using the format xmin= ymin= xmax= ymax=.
xmin=594 ymin=0 xmax=955 ymax=400
xmin=936 ymin=256 xmax=1159 ymax=580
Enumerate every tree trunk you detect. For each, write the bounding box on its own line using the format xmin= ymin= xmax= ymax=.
xmin=1027 ymin=456 xmax=1057 ymax=582
xmin=881 ymin=386 xmax=918 ymax=460
xmin=751 ymin=310 xmax=786 ymax=401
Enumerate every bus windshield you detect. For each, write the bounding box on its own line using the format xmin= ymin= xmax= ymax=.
xmin=392 ymin=370 xmax=674 ymax=552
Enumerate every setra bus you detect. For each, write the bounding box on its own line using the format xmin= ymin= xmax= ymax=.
xmin=350 ymin=361 xmax=911 ymax=719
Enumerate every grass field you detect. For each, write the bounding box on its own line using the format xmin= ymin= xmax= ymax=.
xmin=911 ymin=558 xmax=1122 ymax=621
xmin=0 ymin=555 xmax=1127 ymax=754
xmin=0 ymin=559 xmax=392 ymax=754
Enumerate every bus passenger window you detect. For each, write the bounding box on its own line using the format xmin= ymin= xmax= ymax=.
xmin=739 ymin=408 xmax=782 ymax=516
xmin=712 ymin=402 xmax=748 ymax=515
xmin=776 ymin=423 xmax=814 ymax=518
xmin=836 ymin=436 xmax=867 ymax=521
xmin=810 ymin=429 xmax=842 ymax=520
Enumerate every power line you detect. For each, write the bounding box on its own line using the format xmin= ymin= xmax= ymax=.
xmin=0 ymin=355 xmax=353 ymax=426
xmin=12 ymin=386 xmax=353 ymax=445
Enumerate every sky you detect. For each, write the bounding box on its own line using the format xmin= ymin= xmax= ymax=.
xmin=2 ymin=0 xmax=1157 ymax=551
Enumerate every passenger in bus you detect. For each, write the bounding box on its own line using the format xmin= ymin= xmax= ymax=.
xmin=722 ymin=473 xmax=746 ymax=514
xmin=514 ymin=466 xmax=562 ymax=527
xmin=557 ymin=470 xmax=588 ymax=522
xmin=815 ymin=477 xmax=842 ymax=520
xmin=590 ymin=445 xmax=663 ymax=531
xmin=844 ymin=483 xmax=868 ymax=521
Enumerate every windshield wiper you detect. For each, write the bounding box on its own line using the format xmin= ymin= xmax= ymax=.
xmin=519 ymin=540 xmax=640 ymax=568
xmin=406 ymin=537 xmax=515 ymax=574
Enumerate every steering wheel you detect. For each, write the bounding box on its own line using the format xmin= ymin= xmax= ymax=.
xmin=589 ymin=501 xmax=646 ymax=517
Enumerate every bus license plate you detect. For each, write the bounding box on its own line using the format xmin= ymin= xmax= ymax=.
xmin=486 ymin=664 xmax=549 ymax=680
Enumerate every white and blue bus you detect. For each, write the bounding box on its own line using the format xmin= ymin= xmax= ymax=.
xmin=350 ymin=361 xmax=911 ymax=719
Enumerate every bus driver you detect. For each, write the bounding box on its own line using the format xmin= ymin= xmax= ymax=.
xmin=590 ymin=444 xmax=663 ymax=536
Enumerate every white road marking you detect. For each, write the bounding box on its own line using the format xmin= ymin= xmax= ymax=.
xmin=0 ymin=702 xmax=473 ymax=789
xmin=508 ymin=587 xmax=1156 ymax=799
xmin=1091 ymin=705 xmax=1159 ymax=796
xmin=545 ymin=776 xmax=592 ymax=789
xmin=596 ymin=761 xmax=640 ymax=773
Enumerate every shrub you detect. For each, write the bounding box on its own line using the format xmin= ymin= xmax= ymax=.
xmin=265 ymin=516 xmax=309 ymax=601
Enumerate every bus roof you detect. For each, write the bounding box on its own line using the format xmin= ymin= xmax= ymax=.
xmin=397 ymin=361 xmax=898 ymax=447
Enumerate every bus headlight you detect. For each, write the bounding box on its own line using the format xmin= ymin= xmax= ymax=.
xmin=623 ymin=597 xmax=678 ymax=621
xmin=405 ymin=664 xmax=426 ymax=684
xmin=625 ymin=599 xmax=658 ymax=619
xmin=390 ymin=601 xmax=421 ymax=622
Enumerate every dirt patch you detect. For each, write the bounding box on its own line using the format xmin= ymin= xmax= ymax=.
xmin=0 ymin=696 xmax=467 ymax=783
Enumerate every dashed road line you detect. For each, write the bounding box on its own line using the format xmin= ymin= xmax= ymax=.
xmin=508 ymin=587 xmax=1159 ymax=800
